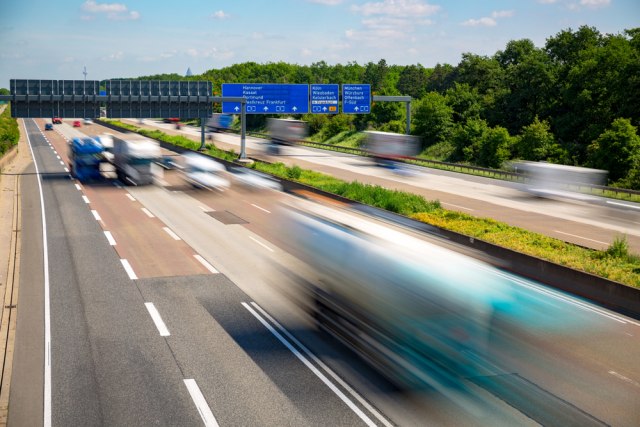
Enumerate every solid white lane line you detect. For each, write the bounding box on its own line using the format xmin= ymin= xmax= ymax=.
xmin=183 ymin=379 xmax=219 ymax=427
xmin=104 ymin=231 xmax=116 ymax=246
xmin=141 ymin=207 xmax=155 ymax=218
xmin=241 ymin=302 xmax=377 ymax=427
xmin=144 ymin=303 xmax=170 ymax=336
xmin=91 ymin=210 xmax=102 ymax=221
xmin=194 ymin=255 xmax=219 ymax=274
xmin=609 ymin=371 xmax=640 ymax=388
xmin=24 ymin=120 xmax=52 ymax=427
xmin=553 ymin=230 xmax=608 ymax=246
xmin=251 ymin=203 xmax=271 ymax=214
xmin=250 ymin=302 xmax=394 ymax=427
xmin=441 ymin=202 xmax=474 ymax=211
xmin=163 ymin=227 xmax=181 ymax=241
xmin=126 ymin=194 xmax=136 ymax=201
xmin=75 ymin=184 xmax=81 ymax=191
xmin=120 ymin=259 xmax=138 ymax=280
xmin=82 ymin=195 xmax=90 ymax=204
xmin=249 ymin=235 xmax=274 ymax=252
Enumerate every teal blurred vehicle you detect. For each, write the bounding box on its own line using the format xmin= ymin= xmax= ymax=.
xmin=44 ymin=123 xmax=54 ymax=131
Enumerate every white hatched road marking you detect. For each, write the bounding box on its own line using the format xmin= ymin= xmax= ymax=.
xmin=194 ymin=255 xmax=219 ymax=274
xmin=104 ymin=231 xmax=116 ymax=246
xmin=183 ymin=379 xmax=219 ymax=427
xmin=251 ymin=203 xmax=271 ymax=214
xmin=120 ymin=259 xmax=138 ymax=280
xmin=141 ymin=207 xmax=155 ymax=218
xmin=163 ymin=227 xmax=181 ymax=240
xmin=249 ymin=235 xmax=274 ymax=252
xmin=144 ymin=303 xmax=170 ymax=336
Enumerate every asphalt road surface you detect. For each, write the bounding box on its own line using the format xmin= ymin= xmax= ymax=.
xmin=7 ymin=118 xmax=640 ymax=426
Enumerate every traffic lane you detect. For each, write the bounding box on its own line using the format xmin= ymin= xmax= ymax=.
xmin=38 ymin=119 xmax=210 ymax=278
xmin=136 ymin=274 xmax=378 ymax=427
xmin=81 ymin=182 xmax=210 ymax=278
xmin=9 ymin=153 xmax=45 ymax=426
xmin=20 ymin=119 xmax=207 ymax=425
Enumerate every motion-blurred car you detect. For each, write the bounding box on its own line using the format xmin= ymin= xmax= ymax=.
xmin=44 ymin=123 xmax=54 ymax=131
xmin=83 ymin=118 xmax=94 ymax=125
xmin=73 ymin=120 xmax=82 ymax=127
xmin=229 ymin=167 xmax=282 ymax=191
xmin=52 ymin=117 xmax=62 ymax=124
xmin=182 ymin=152 xmax=230 ymax=191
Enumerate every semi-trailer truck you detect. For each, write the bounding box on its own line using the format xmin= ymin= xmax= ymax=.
xmin=110 ymin=135 xmax=162 ymax=185
xmin=281 ymin=198 xmax=515 ymax=391
xmin=68 ymin=137 xmax=105 ymax=182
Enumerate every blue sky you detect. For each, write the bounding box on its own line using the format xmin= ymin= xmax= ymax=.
xmin=1 ymin=0 xmax=638 ymax=88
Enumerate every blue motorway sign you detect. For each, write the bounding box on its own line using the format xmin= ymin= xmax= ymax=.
xmin=342 ymin=84 xmax=371 ymax=114
xmin=310 ymin=84 xmax=339 ymax=114
xmin=222 ymin=83 xmax=309 ymax=114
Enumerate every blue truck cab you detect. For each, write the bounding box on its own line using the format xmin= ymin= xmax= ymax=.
xmin=69 ymin=137 xmax=104 ymax=182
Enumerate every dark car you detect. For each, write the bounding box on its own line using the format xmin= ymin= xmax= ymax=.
xmin=45 ymin=123 xmax=54 ymax=131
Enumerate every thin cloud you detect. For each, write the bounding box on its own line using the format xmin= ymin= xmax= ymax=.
xmin=211 ymin=10 xmax=229 ymax=19
xmin=307 ymin=0 xmax=344 ymax=4
xmin=492 ymin=10 xmax=514 ymax=18
xmin=462 ymin=10 xmax=514 ymax=27
xmin=580 ymin=0 xmax=611 ymax=8
xmin=81 ymin=1 xmax=140 ymax=20
xmin=352 ymin=0 xmax=440 ymax=17
xmin=462 ymin=17 xmax=497 ymax=27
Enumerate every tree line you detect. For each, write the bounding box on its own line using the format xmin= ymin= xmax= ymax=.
xmin=123 ymin=26 xmax=640 ymax=189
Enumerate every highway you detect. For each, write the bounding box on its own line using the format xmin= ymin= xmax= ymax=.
xmin=7 ymin=118 xmax=640 ymax=426
xmin=125 ymin=119 xmax=640 ymax=253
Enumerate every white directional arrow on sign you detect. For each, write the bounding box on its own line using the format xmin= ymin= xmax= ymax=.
xmin=292 ymin=106 xmax=297 ymax=112
xmin=323 ymin=106 xmax=327 ymax=111
xmin=264 ymin=106 xmax=269 ymax=111
xmin=355 ymin=106 xmax=359 ymax=112
xmin=234 ymin=106 xmax=239 ymax=112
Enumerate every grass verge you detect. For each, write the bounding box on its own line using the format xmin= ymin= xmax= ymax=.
xmin=0 ymin=105 xmax=19 ymax=157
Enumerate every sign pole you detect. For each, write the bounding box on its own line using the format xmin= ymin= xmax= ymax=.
xmin=240 ymin=102 xmax=247 ymax=160
xmin=406 ymin=100 xmax=411 ymax=135
xmin=200 ymin=117 xmax=206 ymax=151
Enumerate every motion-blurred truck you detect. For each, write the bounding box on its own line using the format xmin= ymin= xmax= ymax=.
xmin=111 ymin=136 xmax=162 ymax=185
xmin=281 ymin=198 xmax=514 ymax=391
xmin=68 ymin=137 xmax=105 ymax=182
xmin=364 ymin=130 xmax=420 ymax=167
xmin=266 ymin=118 xmax=308 ymax=154
xmin=206 ymin=113 xmax=233 ymax=132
